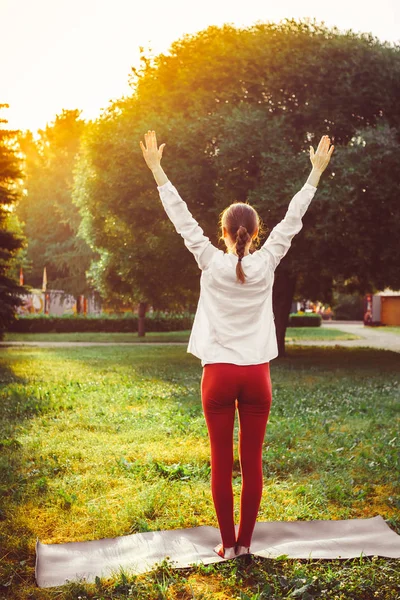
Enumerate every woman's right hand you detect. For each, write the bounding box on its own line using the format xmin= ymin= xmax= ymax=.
xmin=140 ymin=130 xmax=166 ymax=172
xmin=309 ymin=135 xmax=335 ymax=172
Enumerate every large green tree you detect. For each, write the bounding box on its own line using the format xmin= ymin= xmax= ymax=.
xmin=74 ymin=19 xmax=400 ymax=351
xmin=16 ymin=109 xmax=97 ymax=301
xmin=0 ymin=105 xmax=26 ymax=337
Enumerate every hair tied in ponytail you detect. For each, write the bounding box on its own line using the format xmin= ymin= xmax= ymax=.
xmin=219 ymin=201 xmax=263 ymax=284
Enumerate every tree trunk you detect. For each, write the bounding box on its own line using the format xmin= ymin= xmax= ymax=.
xmin=138 ymin=301 xmax=147 ymax=337
xmin=76 ymin=295 xmax=82 ymax=314
xmin=272 ymin=270 xmax=297 ymax=357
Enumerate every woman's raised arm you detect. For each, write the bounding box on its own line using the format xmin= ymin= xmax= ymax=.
xmin=140 ymin=130 xmax=168 ymax=186
xmin=140 ymin=130 xmax=219 ymax=270
xmin=260 ymin=135 xmax=335 ymax=272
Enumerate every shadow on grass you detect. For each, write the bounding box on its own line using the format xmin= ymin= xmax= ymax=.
xmin=277 ymin=345 xmax=400 ymax=372
xmin=0 ymin=353 xmax=41 ymax=593
xmin=0 ymin=354 xmax=32 ymax=446
xmin=15 ymin=343 xmax=400 ymax=374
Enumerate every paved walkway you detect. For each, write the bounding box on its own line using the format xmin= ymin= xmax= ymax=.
xmin=1 ymin=322 xmax=399 ymax=353
xmin=0 ymin=341 xmax=188 ymax=347
xmin=289 ymin=321 xmax=400 ymax=354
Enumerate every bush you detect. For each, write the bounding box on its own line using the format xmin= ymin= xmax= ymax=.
xmin=7 ymin=313 xmax=195 ymax=333
xmin=288 ymin=313 xmax=322 ymax=327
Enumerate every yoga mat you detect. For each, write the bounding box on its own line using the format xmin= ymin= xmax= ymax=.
xmin=35 ymin=515 xmax=400 ymax=588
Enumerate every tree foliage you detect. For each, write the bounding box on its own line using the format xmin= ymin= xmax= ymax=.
xmin=16 ymin=109 xmax=97 ymax=296
xmin=0 ymin=104 xmax=26 ymax=337
xmin=73 ymin=19 xmax=400 ymax=350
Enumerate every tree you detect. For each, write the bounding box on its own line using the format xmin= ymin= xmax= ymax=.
xmin=203 ymin=108 xmax=400 ymax=351
xmin=73 ymin=19 xmax=400 ymax=350
xmin=74 ymin=116 xmax=205 ymax=317
xmin=0 ymin=105 xmax=26 ymax=338
xmin=16 ymin=110 xmax=97 ymax=303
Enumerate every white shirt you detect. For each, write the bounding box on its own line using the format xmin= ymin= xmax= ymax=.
xmin=157 ymin=180 xmax=317 ymax=366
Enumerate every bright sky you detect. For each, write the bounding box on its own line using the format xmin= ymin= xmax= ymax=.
xmin=1 ymin=0 xmax=399 ymax=133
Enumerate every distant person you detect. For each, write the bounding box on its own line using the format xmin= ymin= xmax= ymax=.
xmin=140 ymin=130 xmax=334 ymax=559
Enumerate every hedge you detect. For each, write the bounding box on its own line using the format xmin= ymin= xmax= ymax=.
xmin=288 ymin=313 xmax=322 ymax=327
xmin=7 ymin=313 xmax=195 ymax=333
xmin=8 ymin=312 xmax=321 ymax=333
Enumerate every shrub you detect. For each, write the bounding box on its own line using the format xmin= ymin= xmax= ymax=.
xmin=288 ymin=313 xmax=322 ymax=327
xmin=7 ymin=313 xmax=195 ymax=333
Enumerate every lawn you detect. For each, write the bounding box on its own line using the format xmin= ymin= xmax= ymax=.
xmin=2 ymin=330 xmax=191 ymax=343
xmin=0 ymin=345 xmax=399 ymax=599
xmin=2 ymin=327 xmax=360 ymax=344
xmin=284 ymin=327 xmax=360 ymax=341
xmin=373 ymin=326 xmax=400 ymax=336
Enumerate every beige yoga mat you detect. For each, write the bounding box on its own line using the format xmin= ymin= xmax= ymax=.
xmin=35 ymin=515 xmax=400 ymax=588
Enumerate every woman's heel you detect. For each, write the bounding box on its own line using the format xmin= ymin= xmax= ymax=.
xmin=235 ymin=544 xmax=251 ymax=556
xmin=214 ymin=543 xmax=236 ymax=559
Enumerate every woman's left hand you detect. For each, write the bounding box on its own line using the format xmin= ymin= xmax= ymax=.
xmin=140 ymin=130 xmax=166 ymax=172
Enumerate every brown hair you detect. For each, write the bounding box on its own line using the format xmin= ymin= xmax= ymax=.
xmin=219 ymin=202 xmax=262 ymax=284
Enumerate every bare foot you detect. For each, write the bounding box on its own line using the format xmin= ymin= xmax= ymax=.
xmin=235 ymin=545 xmax=250 ymax=556
xmin=213 ymin=543 xmax=236 ymax=559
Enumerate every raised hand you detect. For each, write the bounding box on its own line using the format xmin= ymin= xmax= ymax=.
xmin=140 ymin=130 xmax=166 ymax=172
xmin=309 ymin=135 xmax=334 ymax=173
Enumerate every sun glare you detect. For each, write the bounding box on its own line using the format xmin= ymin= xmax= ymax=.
xmin=1 ymin=0 xmax=399 ymax=133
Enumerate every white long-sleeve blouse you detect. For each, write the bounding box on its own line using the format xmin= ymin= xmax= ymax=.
xmin=157 ymin=180 xmax=317 ymax=366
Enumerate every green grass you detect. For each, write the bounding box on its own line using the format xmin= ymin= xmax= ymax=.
xmin=2 ymin=330 xmax=192 ymax=343
xmin=0 ymin=345 xmax=399 ymax=599
xmin=3 ymin=327 xmax=360 ymax=343
xmin=285 ymin=327 xmax=360 ymax=341
xmin=374 ymin=326 xmax=400 ymax=335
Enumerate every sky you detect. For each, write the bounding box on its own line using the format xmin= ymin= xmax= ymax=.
xmin=1 ymin=0 xmax=399 ymax=133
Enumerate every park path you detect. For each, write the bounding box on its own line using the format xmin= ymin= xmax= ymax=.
xmin=0 ymin=340 xmax=188 ymax=347
xmin=288 ymin=321 xmax=400 ymax=354
xmin=1 ymin=321 xmax=400 ymax=354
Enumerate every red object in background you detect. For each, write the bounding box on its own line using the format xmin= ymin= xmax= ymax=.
xmin=19 ymin=266 xmax=23 ymax=285
xmin=364 ymin=295 xmax=373 ymax=325
xmin=76 ymin=294 xmax=86 ymax=314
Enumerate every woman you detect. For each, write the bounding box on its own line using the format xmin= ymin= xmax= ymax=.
xmin=140 ymin=131 xmax=334 ymax=559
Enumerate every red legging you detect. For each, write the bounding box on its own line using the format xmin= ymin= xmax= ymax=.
xmin=201 ymin=362 xmax=272 ymax=548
